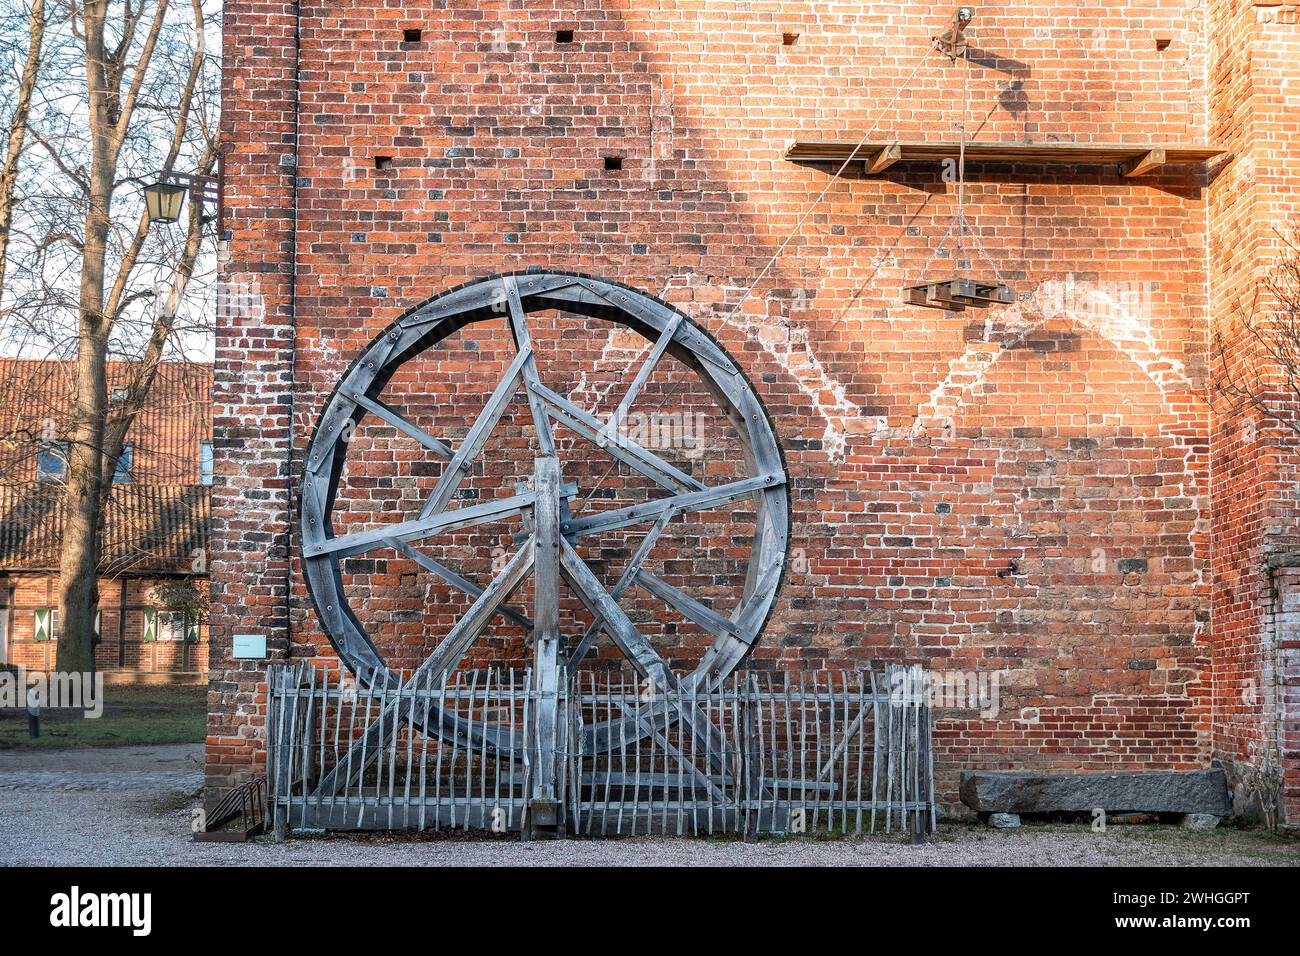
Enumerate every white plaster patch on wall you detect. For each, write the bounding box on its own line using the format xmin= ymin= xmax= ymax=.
xmin=215 ymin=275 xmax=266 ymax=330
xmin=568 ymin=330 xmax=650 ymax=412
xmin=900 ymin=278 xmax=1211 ymax=604
xmin=1038 ymin=277 xmax=1210 ymax=595
xmin=302 ymin=334 xmax=344 ymax=371
xmin=557 ymin=272 xmax=863 ymax=461
xmin=704 ymin=281 xmax=861 ymax=461
xmin=906 ymin=277 xmax=1191 ymax=434
xmin=912 ymin=339 xmax=1002 ymax=438
xmin=565 ymin=272 xmax=702 ymax=411
xmin=1032 ymin=278 xmax=1190 ymax=396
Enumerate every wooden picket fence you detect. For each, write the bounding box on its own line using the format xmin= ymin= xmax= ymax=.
xmin=266 ymin=663 xmax=936 ymax=839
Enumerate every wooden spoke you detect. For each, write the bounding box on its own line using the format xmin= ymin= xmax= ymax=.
xmin=503 ymin=275 xmax=557 ymax=458
xmin=526 ymin=379 xmax=705 ymax=494
xmin=600 ymin=310 xmax=684 ymax=441
xmin=306 ymin=491 xmax=539 ymax=560
xmin=418 ymin=345 xmax=532 ymax=521
xmin=566 ymin=511 xmax=672 ymax=670
xmin=633 ymin=569 xmax=746 ymax=641
xmin=419 ymin=537 xmax=536 ymax=678
xmin=347 ymin=391 xmax=453 ymax=459
xmin=558 ymin=537 xmax=674 ymax=689
xmin=559 ymin=538 xmax=740 ymax=775
xmin=387 ymin=538 xmax=533 ymax=631
xmin=562 ymin=473 xmax=782 ymax=538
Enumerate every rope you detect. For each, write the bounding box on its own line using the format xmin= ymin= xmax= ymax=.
xmin=919 ymin=33 xmax=1012 ymax=288
xmin=917 ymin=214 xmax=962 ymax=285
xmin=726 ymin=36 xmax=943 ymax=319
xmin=957 ymin=37 xmax=968 ymax=258
xmin=578 ymin=38 xmax=944 ymax=503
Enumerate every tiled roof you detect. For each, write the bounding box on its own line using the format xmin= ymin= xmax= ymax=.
xmin=0 ymin=482 xmax=209 ymax=575
xmin=0 ymin=359 xmax=212 ymax=485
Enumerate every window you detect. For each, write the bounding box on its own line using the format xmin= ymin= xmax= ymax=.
xmin=33 ymin=608 xmax=56 ymax=642
xmin=143 ymin=608 xmax=198 ymax=643
xmin=113 ymin=443 xmax=133 ymax=483
xmin=159 ymin=611 xmax=185 ymax=642
xmin=37 ymin=441 xmax=68 ymax=481
xmin=199 ymin=440 xmax=213 ymax=486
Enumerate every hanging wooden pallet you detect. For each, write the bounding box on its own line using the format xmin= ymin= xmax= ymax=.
xmin=906 ymin=278 xmax=1014 ymax=312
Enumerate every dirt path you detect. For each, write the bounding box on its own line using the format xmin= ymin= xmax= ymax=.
xmin=1 ymin=745 xmax=1296 ymax=866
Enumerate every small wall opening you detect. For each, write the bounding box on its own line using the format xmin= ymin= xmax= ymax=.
xmin=556 ymin=29 xmax=574 ymax=43
xmin=374 ymin=156 xmax=394 ymax=171
xmin=603 ymin=156 xmax=623 ymax=171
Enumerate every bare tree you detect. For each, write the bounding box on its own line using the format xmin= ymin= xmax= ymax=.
xmin=1215 ymin=226 xmax=1300 ymax=442
xmin=0 ymin=0 xmax=218 ymax=671
xmin=0 ymin=0 xmax=44 ymax=304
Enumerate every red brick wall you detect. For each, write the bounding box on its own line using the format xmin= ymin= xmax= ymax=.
xmin=209 ymin=0 xmax=1297 ymax=817
xmin=206 ymin=0 xmax=302 ymax=791
xmin=2 ymin=574 xmax=210 ymax=673
xmin=1207 ymin=0 xmax=1300 ymax=825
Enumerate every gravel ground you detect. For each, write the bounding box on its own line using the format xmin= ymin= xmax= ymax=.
xmin=1 ymin=745 xmax=1296 ymax=867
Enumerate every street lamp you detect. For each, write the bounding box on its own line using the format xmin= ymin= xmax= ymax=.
xmin=144 ymin=171 xmax=218 ymax=226
xmin=144 ymin=181 xmax=187 ymax=224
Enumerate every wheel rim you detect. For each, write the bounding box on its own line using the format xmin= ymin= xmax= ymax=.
xmin=299 ymin=271 xmax=790 ymax=753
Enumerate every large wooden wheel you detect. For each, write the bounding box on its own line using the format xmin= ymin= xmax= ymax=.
xmin=299 ymin=271 xmax=789 ymax=757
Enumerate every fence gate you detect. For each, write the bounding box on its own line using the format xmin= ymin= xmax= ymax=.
xmin=266 ymin=663 xmax=936 ymax=840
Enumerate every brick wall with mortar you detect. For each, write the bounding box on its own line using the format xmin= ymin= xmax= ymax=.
xmin=1207 ymin=0 xmax=1300 ymax=825
xmin=207 ymin=0 xmax=301 ymax=790
xmin=209 ymin=0 xmax=1294 ymax=819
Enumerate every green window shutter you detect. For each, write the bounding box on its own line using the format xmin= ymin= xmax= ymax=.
xmin=185 ymin=615 xmax=199 ymax=644
xmin=33 ymin=608 xmax=50 ymax=642
xmin=142 ymin=607 xmax=157 ymax=643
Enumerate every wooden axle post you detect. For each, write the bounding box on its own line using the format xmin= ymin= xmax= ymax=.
xmin=526 ymin=455 xmax=566 ymax=839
